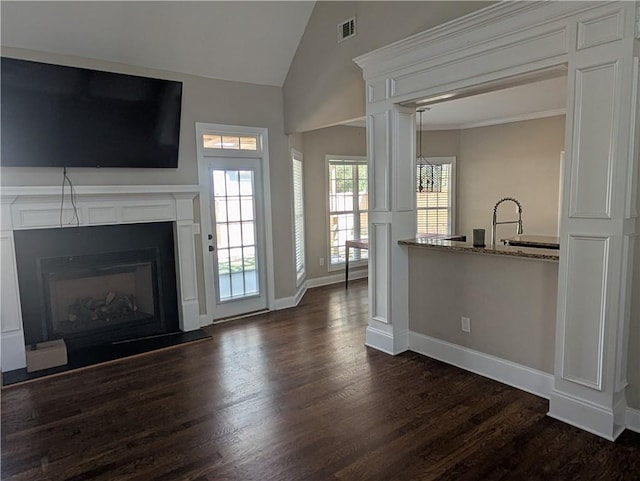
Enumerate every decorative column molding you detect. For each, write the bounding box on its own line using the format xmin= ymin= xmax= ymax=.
xmin=355 ymin=1 xmax=639 ymax=440
xmin=363 ymin=102 xmax=415 ymax=355
xmin=173 ymin=193 xmax=200 ymax=332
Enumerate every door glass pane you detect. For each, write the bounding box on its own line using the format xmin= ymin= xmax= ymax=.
xmin=241 ymin=199 xmax=254 ymax=221
xmin=222 ymin=136 xmax=240 ymax=149
xmin=228 ymin=223 xmax=242 ymax=247
xmin=203 ymin=134 xmax=223 ymax=149
xmin=213 ymin=171 xmax=227 ymax=197
xmin=226 ymin=199 xmax=241 ymax=222
xmin=212 ymin=169 xmax=260 ymax=301
xmin=239 ymin=136 xmax=258 ymax=151
xmin=242 ymin=222 xmax=255 ymax=245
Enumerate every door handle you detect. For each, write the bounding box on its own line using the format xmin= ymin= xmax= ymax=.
xmin=208 ymin=234 xmax=213 ymax=240
xmin=209 ymin=245 xmax=214 ymax=252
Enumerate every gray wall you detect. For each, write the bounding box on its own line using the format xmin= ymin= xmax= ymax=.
xmin=409 ymin=249 xmax=558 ymax=373
xmin=458 ymin=116 xmax=566 ymax=240
xmin=419 ymin=117 xmax=564 ymax=239
xmin=1 ymin=47 xmax=296 ymax=301
xmin=283 ymin=1 xmax=492 ymax=134
xmin=420 ymin=130 xmax=461 ymax=159
xmin=299 ymin=125 xmax=367 ymax=280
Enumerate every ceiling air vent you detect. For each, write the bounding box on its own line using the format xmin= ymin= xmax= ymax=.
xmin=338 ymin=17 xmax=356 ymax=43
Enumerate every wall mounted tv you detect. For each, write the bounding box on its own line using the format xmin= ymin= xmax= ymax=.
xmin=1 ymin=57 xmax=182 ymax=168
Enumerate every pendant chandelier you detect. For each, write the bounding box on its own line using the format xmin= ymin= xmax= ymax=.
xmin=416 ymin=108 xmax=442 ymax=193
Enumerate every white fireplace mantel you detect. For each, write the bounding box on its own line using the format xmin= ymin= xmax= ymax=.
xmin=0 ymin=184 xmax=202 ymax=372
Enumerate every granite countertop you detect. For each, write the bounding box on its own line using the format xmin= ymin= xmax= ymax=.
xmin=398 ymin=237 xmax=560 ymax=262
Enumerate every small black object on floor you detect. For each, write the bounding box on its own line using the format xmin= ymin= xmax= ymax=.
xmin=2 ymin=329 xmax=211 ymax=387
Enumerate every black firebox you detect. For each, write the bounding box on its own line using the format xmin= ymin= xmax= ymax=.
xmin=14 ymin=222 xmax=179 ymax=352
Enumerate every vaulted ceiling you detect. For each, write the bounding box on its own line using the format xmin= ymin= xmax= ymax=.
xmin=0 ymin=1 xmax=316 ymax=87
xmin=2 ymin=1 xmax=567 ymax=127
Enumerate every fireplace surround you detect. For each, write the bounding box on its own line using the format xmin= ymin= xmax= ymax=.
xmin=1 ymin=185 xmax=201 ymax=371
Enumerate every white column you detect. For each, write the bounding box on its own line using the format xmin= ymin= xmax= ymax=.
xmin=548 ymin=7 xmax=639 ymax=440
xmin=173 ymin=193 xmax=201 ymax=332
xmin=0 ymin=195 xmax=27 ymax=371
xmin=365 ymin=103 xmax=416 ymax=354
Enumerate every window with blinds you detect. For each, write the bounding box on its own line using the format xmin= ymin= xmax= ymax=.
xmin=327 ymin=157 xmax=368 ymax=266
xmin=292 ymin=151 xmax=305 ymax=285
xmin=416 ymin=158 xmax=455 ymax=236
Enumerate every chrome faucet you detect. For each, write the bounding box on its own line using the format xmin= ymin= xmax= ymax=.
xmin=492 ymin=197 xmax=523 ymax=247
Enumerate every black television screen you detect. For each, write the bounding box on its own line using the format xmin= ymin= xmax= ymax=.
xmin=1 ymin=57 xmax=182 ymax=168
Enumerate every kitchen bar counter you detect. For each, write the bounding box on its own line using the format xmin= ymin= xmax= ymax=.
xmin=399 ymin=237 xmax=559 ymax=262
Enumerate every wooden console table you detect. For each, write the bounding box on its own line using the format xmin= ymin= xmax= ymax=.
xmin=345 ymin=239 xmax=368 ymax=288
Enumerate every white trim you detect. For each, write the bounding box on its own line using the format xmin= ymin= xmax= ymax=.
xmin=195 ymin=122 xmax=275 ymax=320
xmin=548 ymin=389 xmax=625 ymax=441
xmin=626 ymin=57 xmax=639 ymax=219
xmin=458 ymin=108 xmax=567 ymax=130
xmin=411 ymin=108 xmax=569 ymax=131
xmin=325 ymin=155 xmax=369 ymax=269
xmin=626 ymin=407 xmax=640 ymax=434
xmin=291 ymin=148 xmax=306 ymax=287
xmin=261 ymin=131 xmax=276 ymax=312
xmin=198 ymin=123 xmax=264 ymax=158
xmin=365 ymin=326 xmax=408 ymax=355
xmin=305 ymin=268 xmax=368 ymax=289
xmin=0 ymin=185 xmax=202 ymax=198
xmin=0 ymin=185 xmax=201 ymax=371
xmin=199 ymin=314 xmax=212 ymax=328
xmin=354 ymin=0 xmax=638 ymax=442
xmin=365 ymin=326 xmax=395 ymax=355
xmin=408 ymin=331 xmax=554 ymax=400
xmin=274 ymin=282 xmax=307 ymax=311
xmin=416 ymin=156 xmax=456 ymax=236
xmin=354 ymin=2 xmax=606 ymax=79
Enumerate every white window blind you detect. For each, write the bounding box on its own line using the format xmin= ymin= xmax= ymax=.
xmin=327 ymin=158 xmax=368 ymax=266
xmin=292 ymin=152 xmax=305 ymax=284
xmin=416 ymin=159 xmax=455 ymax=235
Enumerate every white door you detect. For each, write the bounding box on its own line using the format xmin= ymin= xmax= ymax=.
xmin=206 ymin=157 xmax=268 ymax=319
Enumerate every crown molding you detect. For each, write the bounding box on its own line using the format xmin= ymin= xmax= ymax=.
xmin=354 ymin=1 xmax=612 ymax=80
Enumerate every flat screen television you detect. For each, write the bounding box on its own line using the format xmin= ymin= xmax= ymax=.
xmin=1 ymin=57 xmax=182 ymax=168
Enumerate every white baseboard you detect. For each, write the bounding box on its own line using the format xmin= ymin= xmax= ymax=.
xmin=274 ymin=283 xmax=307 ymax=310
xmin=274 ymin=269 xmax=368 ymax=310
xmin=199 ymin=314 xmax=212 ymax=328
xmin=625 ymin=407 xmax=640 ymax=434
xmin=365 ymin=326 xmax=409 ymax=355
xmin=408 ymin=331 xmax=554 ymax=400
xmin=200 ymin=271 xmax=366 ymax=322
xmin=548 ymin=390 xmax=624 ymax=441
xmin=365 ymin=326 xmax=395 ymax=355
xmin=305 ymin=269 xmax=367 ymax=289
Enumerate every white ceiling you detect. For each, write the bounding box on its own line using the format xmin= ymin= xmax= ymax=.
xmin=1 ymin=2 xmax=568 ymax=124
xmin=344 ymin=76 xmax=568 ymax=130
xmin=0 ymin=1 xmax=316 ymax=87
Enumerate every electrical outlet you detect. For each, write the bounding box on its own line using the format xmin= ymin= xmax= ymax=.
xmin=319 ymin=257 xmax=325 ymax=266
xmin=461 ymin=316 xmax=471 ymax=333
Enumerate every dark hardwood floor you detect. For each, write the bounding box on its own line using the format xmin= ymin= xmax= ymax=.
xmin=2 ymin=279 xmax=639 ymax=480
